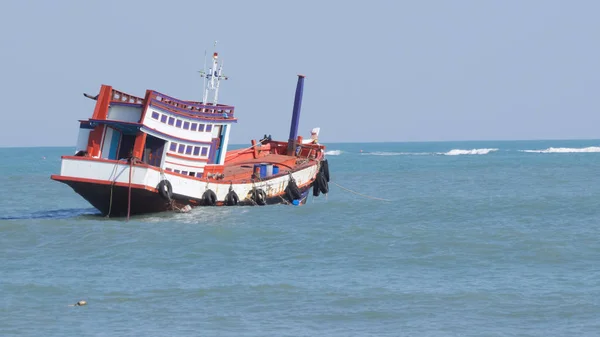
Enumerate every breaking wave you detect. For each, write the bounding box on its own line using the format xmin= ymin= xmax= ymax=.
xmin=359 ymin=149 xmax=498 ymax=156
xmin=519 ymin=146 xmax=600 ymax=154
xmin=440 ymin=148 xmax=499 ymax=156
xmin=325 ymin=150 xmax=342 ymax=156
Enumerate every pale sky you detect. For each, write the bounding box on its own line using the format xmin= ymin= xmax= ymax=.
xmin=1 ymin=0 xmax=599 ymax=147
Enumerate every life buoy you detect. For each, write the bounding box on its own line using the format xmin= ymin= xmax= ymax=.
xmin=202 ymin=189 xmax=217 ymax=206
xmin=157 ymin=180 xmax=173 ymax=201
xmin=226 ymin=190 xmax=239 ymax=206
xmin=285 ymin=179 xmax=302 ymax=202
xmin=251 ymin=188 xmax=267 ymax=205
xmin=321 ymin=159 xmax=330 ymax=182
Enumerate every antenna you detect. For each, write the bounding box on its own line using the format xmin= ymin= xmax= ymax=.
xmin=201 ymin=49 xmax=207 ymax=103
xmin=198 ymin=41 xmax=228 ymax=107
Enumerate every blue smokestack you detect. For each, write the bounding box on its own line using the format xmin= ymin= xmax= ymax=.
xmin=287 ymin=75 xmax=305 ymax=155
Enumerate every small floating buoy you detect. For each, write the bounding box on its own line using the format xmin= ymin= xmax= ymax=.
xmin=69 ymin=300 xmax=87 ymax=307
xmin=292 ymin=200 xmax=300 ymax=206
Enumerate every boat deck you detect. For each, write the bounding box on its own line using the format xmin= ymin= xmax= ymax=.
xmin=222 ymin=153 xmax=299 ymax=182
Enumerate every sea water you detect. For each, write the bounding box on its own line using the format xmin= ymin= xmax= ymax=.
xmin=2 ymin=140 xmax=600 ymax=336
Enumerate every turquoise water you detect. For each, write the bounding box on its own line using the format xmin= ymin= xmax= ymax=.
xmin=2 ymin=140 xmax=600 ymax=336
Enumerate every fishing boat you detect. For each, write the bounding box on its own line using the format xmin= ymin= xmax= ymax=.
xmin=51 ymin=48 xmax=329 ymax=217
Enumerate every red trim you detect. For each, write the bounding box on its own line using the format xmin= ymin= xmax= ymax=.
xmin=86 ymin=125 xmax=105 ymax=157
xmin=51 ymin=175 xmax=157 ymax=192
xmin=166 ymin=152 xmax=209 ymax=162
xmin=139 ymin=89 xmax=152 ymax=123
xmin=165 ymin=160 xmax=206 ymax=169
xmin=92 ymin=85 xmax=112 ymax=120
xmin=132 ymin=132 xmax=147 ymax=159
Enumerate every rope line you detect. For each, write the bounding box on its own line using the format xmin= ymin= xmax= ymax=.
xmin=127 ymin=159 xmax=133 ymax=221
xmin=330 ymin=181 xmax=392 ymax=202
xmin=106 ymin=159 xmax=126 ymax=218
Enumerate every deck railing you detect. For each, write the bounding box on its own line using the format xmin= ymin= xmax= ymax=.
xmin=151 ymin=91 xmax=235 ymax=118
xmin=110 ymin=89 xmax=144 ymax=105
xmin=107 ymin=88 xmax=235 ymax=119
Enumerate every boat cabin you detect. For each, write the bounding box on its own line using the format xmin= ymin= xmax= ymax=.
xmin=74 ymin=85 xmax=237 ymax=179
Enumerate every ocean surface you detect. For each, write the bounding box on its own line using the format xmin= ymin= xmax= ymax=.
xmin=2 ymin=140 xmax=600 ymax=336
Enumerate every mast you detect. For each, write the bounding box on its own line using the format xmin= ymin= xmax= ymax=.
xmin=287 ymin=75 xmax=305 ymax=156
xmin=199 ymin=41 xmax=228 ymax=106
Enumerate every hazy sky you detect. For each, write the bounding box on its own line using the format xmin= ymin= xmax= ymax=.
xmin=1 ymin=0 xmax=599 ymax=147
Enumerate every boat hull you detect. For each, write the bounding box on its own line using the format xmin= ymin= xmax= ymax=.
xmin=51 ymin=156 xmax=320 ymax=217
xmin=60 ymin=180 xmax=172 ymax=217
xmin=57 ymin=179 xmax=313 ymax=217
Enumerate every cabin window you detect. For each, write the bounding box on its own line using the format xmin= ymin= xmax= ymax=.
xmin=191 ymin=123 xmax=197 ymax=131
xmin=174 ymin=169 xmax=180 ymax=174
xmin=201 ymin=147 xmax=208 ymax=156
xmin=206 ymin=124 xmax=213 ymax=132
xmin=143 ymin=135 xmax=166 ymax=167
xmin=198 ymin=124 xmax=205 ymax=132
xmin=196 ymin=172 xmax=203 ymax=178
xmin=168 ymin=117 xmax=175 ymax=125
xmin=193 ymin=146 xmax=200 ymax=156
xmin=170 ymin=142 xmax=177 ymax=151
xmin=183 ymin=121 xmax=190 ymax=130
xmin=176 ymin=120 xmax=182 ymax=128
xmin=151 ymin=112 xmax=159 ymax=120
xmin=165 ymin=167 xmax=172 ymax=172
xmin=182 ymin=171 xmax=188 ymax=175
xmin=178 ymin=144 xmax=185 ymax=154
xmin=185 ymin=145 xmax=192 ymax=155
xmin=189 ymin=172 xmax=195 ymax=177
xmin=160 ymin=115 xmax=167 ymax=123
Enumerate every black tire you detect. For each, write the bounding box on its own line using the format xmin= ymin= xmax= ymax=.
xmin=313 ymin=179 xmax=321 ymax=196
xmin=252 ymin=188 xmax=267 ymax=205
xmin=321 ymin=159 xmax=330 ymax=182
xmin=202 ymin=189 xmax=217 ymax=206
xmin=312 ymin=174 xmax=321 ymax=197
xmin=157 ymin=180 xmax=173 ymax=201
xmin=317 ymin=172 xmax=328 ymax=194
xmin=285 ymin=180 xmax=302 ymax=202
xmin=226 ymin=190 xmax=239 ymax=206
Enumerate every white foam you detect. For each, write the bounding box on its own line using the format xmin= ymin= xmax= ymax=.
xmin=325 ymin=150 xmax=342 ymax=156
xmin=519 ymin=146 xmax=600 ymax=154
xmin=440 ymin=148 xmax=499 ymax=156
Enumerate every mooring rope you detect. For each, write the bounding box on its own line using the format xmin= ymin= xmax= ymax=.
xmin=127 ymin=159 xmax=133 ymax=221
xmin=106 ymin=159 xmax=125 ymax=218
xmin=330 ymin=181 xmax=392 ymax=202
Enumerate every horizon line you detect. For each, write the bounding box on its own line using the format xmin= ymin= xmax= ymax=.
xmin=2 ymin=137 xmax=600 ymax=149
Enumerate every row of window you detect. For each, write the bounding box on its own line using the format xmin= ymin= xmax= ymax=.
xmin=150 ymin=111 xmax=213 ymax=133
xmin=169 ymin=142 xmax=210 ymax=157
xmin=165 ymin=167 xmax=202 ymax=178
